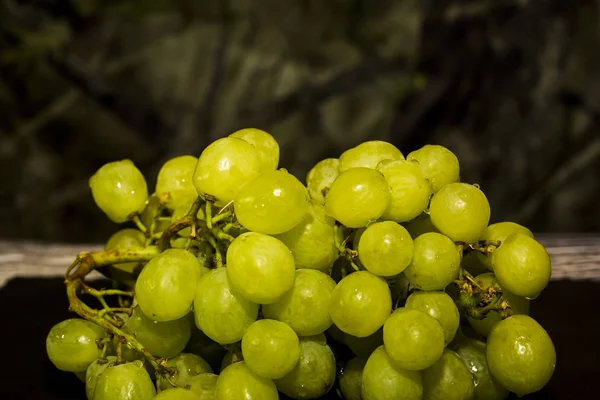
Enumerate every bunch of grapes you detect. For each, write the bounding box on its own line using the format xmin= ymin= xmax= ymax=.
xmin=46 ymin=129 xmax=556 ymax=400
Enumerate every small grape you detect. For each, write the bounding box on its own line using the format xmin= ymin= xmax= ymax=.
xmin=344 ymin=328 xmax=383 ymax=358
xmin=477 ymin=221 xmax=534 ymax=269
xmin=340 ymin=357 xmax=367 ymax=400
xmin=383 ymin=308 xmax=445 ymax=371
xmin=154 ymin=387 xmax=201 ymax=400
xmin=104 ymin=228 xmax=145 ymax=278
xmin=230 ymin=127 xmax=280 ymax=170
xmin=455 ymin=339 xmax=509 ymax=400
xmin=405 ymin=291 xmax=460 ymax=345
xmin=324 ymin=167 xmax=391 ymax=228
xmin=357 ymin=221 xmax=414 ymax=277
xmin=215 ymin=362 xmax=279 ymax=400
xmin=339 ymin=140 xmax=404 ymax=172
xmin=406 ymin=144 xmax=460 ymax=193
xmin=140 ymin=193 xmax=171 ymax=234
xmin=306 ymin=158 xmax=339 ymax=205
xmin=157 ymin=353 xmax=213 ymax=390
xmin=155 ymin=155 xmax=199 ymax=210
xmin=94 ymin=361 xmax=156 ymax=400
xmin=188 ymin=373 xmax=218 ymax=398
xmin=89 ymin=159 xmax=148 ymax=223
xmin=234 ymin=169 xmax=310 ymax=234
xmin=487 ymin=315 xmax=556 ymax=396
xmin=429 ymin=183 xmax=490 ymax=243
xmin=423 ymin=349 xmax=475 ymax=400
xmin=85 ymin=357 xmax=116 ymax=400
xmin=329 ymin=271 xmax=392 ymax=338
xmin=46 ymin=319 xmax=106 ymax=372
xmin=403 ymin=212 xmax=439 ymax=239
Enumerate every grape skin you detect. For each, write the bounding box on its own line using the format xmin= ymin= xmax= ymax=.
xmin=46 ymin=318 xmax=106 ymax=373
xmin=477 ymin=221 xmax=534 ymax=270
xmin=230 ymin=128 xmax=280 ymax=171
xmin=306 ymin=158 xmax=340 ymax=205
xmin=357 ymin=221 xmax=414 ymax=277
xmin=85 ymin=356 xmax=116 ymax=400
xmin=155 ymin=155 xmax=199 ymax=210
xmin=188 ymin=373 xmax=218 ymax=398
xmin=423 ymin=349 xmax=475 ymax=400
xmin=157 ymin=353 xmax=213 ymax=390
xmin=339 ymin=140 xmax=404 ymax=172
xmin=406 ymin=144 xmax=460 ymax=193
xmin=405 ymin=291 xmax=460 ymax=345
xmin=215 ymin=362 xmax=279 ymax=400
xmin=154 ymin=387 xmax=202 ymax=400
xmin=94 ymin=361 xmax=156 ymax=400
xmin=340 ymin=356 xmax=367 ymax=400
xmin=104 ymin=228 xmax=146 ymax=278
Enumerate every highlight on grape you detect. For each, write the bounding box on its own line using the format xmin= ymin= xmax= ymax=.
xmin=47 ymin=128 xmax=556 ymax=399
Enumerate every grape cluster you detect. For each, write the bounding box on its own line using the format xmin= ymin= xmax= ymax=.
xmin=46 ymin=128 xmax=556 ymax=400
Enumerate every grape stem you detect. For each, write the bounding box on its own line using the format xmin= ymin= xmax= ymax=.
xmin=130 ymin=214 xmax=149 ymax=236
xmin=158 ymin=196 xmax=204 ymax=251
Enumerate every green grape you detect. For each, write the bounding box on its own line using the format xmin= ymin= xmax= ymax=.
xmin=306 ymin=158 xmax=340 ymax=205
xmin=188 ymin=373 xmax=218 ymax=399
xmin=94 ymin=361 xmax=156 ymax=400
xmin=423 ymin=349 xmax=474 ymax=400
xmin=339 ymin=140 xmax=404 ymax=172
xmin=405 ymin=291 xmax=460 ymax=345
xmin=89 ymin=159 xmax=149 ymax=223
xmin=230 ymin=127 xmax=280 ymax=171
xmin=123 ymin=307 xmax=191 ymax=358
xmin=155 ymin=155 xmax=199 ymax=210
xmin=194 ymin=267 xmax=259 ymax=344
xmin=274 ymin=334 xmax=336 ymax=399
xmin=429 ymin=183 xmax=490 ymax=243
xmin=478 ymin=222 xmax=534 ymax=270
xmin=192 ymin=137 xmax=262 ymax=204
xmin=329 ymin=271 xmax=392 ymax=337
xmin=340 ymin=357 xmax=367 ymax=400
xmin=344 ymin=328 xmax=383 ymax=358
xmin=406 ymin=144 xmax=460 ymax=193
xmin=226 ymin=232 xmax=295 ymax=304
xmin=85 ymin=357 xmax=116 ymax=400
xmin=157 ymin=353 xmax=213 ymax=390
xmin=242 ymin=319 xmax=301 ymax=379
xmin=404 ymin=232 xmax=461 ymax=291
xmin=377 ymin=160 xmax=432 ymax=222
xmin=383 ymin=308 xmax=445 ymax=371
xmin=140 ymin=193 xmax=171 ymax=234
xmin=262 ymin=269 xmax=336 ymax=336
xmin=487 ymin=315 xmax=556 ymax=396
xmin=215 ymin=362 xmax=279 ymax=400
xmin=357 ymin=221 xmax=414 ymax=277
xmin=186 ymin=326 xmax=228 ymax=372
xmin=492 ymin=233 xmax=551 ymax=298
xmin=324 ymin=167 xmax=391 ymax=228
xmin=234 ymin=169 xmax=310 ymax=234
xmin=361 ymin=345 xmax=423 ymax=400
xmin=403 ymin=212 xmax=439 ymax=239
xmin=275 ymin=202 xmax=338 ymax=271
xmin=104 ymin=228 xmax=146 ymax=280
xmin=155 ymin=387 xmax=201 ymax=400
xmin=455 ymin=339 xmax=509 ymax=400
xmin=135 ymin=248 xmax=202 ymax=321
xmin=467 ymin=272 xmax=530 ymax=337
xmin=46 ymin=318 xmax=106 ymax=372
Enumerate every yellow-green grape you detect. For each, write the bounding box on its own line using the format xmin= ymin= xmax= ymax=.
xmin=94 ymin=361 xmax=156 ymax=400
xmin=403 ymin=212 xmax=439 ymax=239
xmin=423 ymin=349 xmax=475 ymax=400
xmin=242 ymin=319 xmax=301 ymax=379
xmin=478 ymin=222 xmax=534 ymax=270
xmin=455 ymin=339 xmax=509 ymax=400
xmin=429 ymin=183 xmax=490 ymax=243
xmin=140 ymin=193 xmax=171 ymax=234
xmin=487 ymin=315 xmax=556 ymax=396
xmin=157 ymin=353 xmax=213 ymax=390
xmin=404 ymin=233 xmax=461 ymax=291
xmin=154 ymin=387 xmax=201 ymax=400
xmin=226 ymin=232 xmax=295 ymax=304
xmin=85 ymin=357 xmax=117 ymax=400
xmin=275 ymin=203 xmax=338 ymax=271
xmin=89 ymin=159 xmax=148 ymax=223
xmin=135 ymin=249 xmax=202 ymax=321
xmin=234 ymin=169 xmax=310 ymax=234
xmin=339 ymin=140 xmax=404 ymax=172
xmin=46 ymin=319 xmax=106 ymax=373
xmin=188 ymin=373 xmax=218 ymax=399
xmin=194 ymin=268 xmax=259 ymax=344
xmin=274 ymin=334 xmax=336 ymax=399
xmin=324 ymin=167 xmax=391 ymax=228
xmin=215 ymin=362 xmax=279 ymax=400
xmin=230 ymin=127 xmax=280 ymax=171
xmin=344 ymin=328 xmax=383 ymax=358
xmin=467 ymin=272 xmax=530 ymax=337
xmin=155 ymin=155 xmax=198 ymax=210
xmin=492 ymin=233 xmax=551 ymax=298
xmin=357 ymin=221 xmax=414 ymax=277
xmin=306 ymin=158 xmax=340 ymax=205
xmin=340 ymin=357 xmax=367 ymax=400
xmin=361 ymin=346 xmax=423 ymax=400
xmin=104 ymin=228 xmax=145 ymax=277
xmin=405 ymin=291 xmax=460 ymax=345
xmin=192 ymin=137 xmax=262 ymax=204
xmin=377 ymin=160 xmax=432 ymax=222
xmin=383 ymin=308 xmax=445 ymax=371
xmin=406 ymin=144 xmax=460 ymax=193
xmin=262 ymin=269 xmax=336 ymax=336
xmin=329 ymin=271 xmax=392 ymax=338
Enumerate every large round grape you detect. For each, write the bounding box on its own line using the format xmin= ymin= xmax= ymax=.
xmin=155 ymin=155 xmax=199 ymax=210
xmin=406 ymin=144 xmax=460 ymax=193
xmin=262 ymin=269 xmax=336 ymax=336
xmin=383 ymin=308 xmax=445 ymax=371
xmin=234 ymin=169 xmax=310 ymax=234
xmin=357 ymin=221 xmax=414 ymax=277
xmin=46 ymin=319 xmax=106 ymax=372
xmin=194 ymin=267 xmax=259 ymax=344
xmin=339 ymin=140 xmax=404 ymax=171
xmin=378 ymin=160 xmax=432 ymax=222
xmin=154 ymin=387 xmax=201 ymax=400
xmin=89 ymin=159 xmax=148 ymax=223
xmin=405 ymin=291 xmax=460 ymax=345
xmin=215 ymin=362 xmax=278 ymax=400
xmin=329 ymin=271 xmax=392 ymax=337
xmin=340 ymin=357 xmax=367 ymax=400
xmin=230 ymin=128 xmax=280 ymax=171
xmin=274 ymin=334 xmax=336 ymax=399
xmin=324 ymin=167 xmax=391 ymax=228
xmin=192 ymin=137 xmax=262 ymax=204
xmin=455 ymin=339 xmax=509 ymax=400
xmin=157 ymin=353 xmax=213 ymax=390
xmin=403 ymin=232 xmax=461 ymax=291
xmin=94 ymin=361 xmax=156 ymax=400
xmin=492 ymin=233 xmax=551 ymax=298
xmin=361 ymin=346 xmax=423 ymax=400
xmin=135 ymin=248 xmax=202 ymax=321
xmin=188 ymin=373 xmax=218 ymax=398
xmin=242 ymin=319 xmax=301 ymax=379
xmin=487 ymin=315 xmax=556 ymax=396
xmin=226 ymin=232 xmax=295 ymax=304
xmin=477 ymin=221 xmax=534 ymax=270
xmin=306 ymin=158 xmax=339 ymax=205
xmin=85 ymin=357 xmax=116 ymax=400
xmin=429 ymin=183 xmax=490 ymax=243
xmin=423 ymin=349 xmax=474 ymax=400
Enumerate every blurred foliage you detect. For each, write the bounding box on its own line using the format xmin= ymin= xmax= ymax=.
xmin=0 ymin=0 xmax=599 ymax=243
